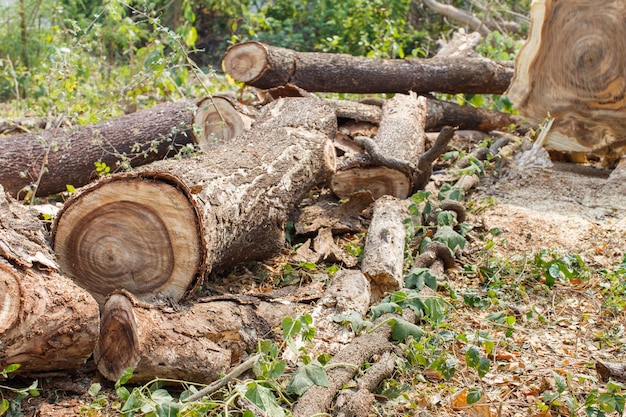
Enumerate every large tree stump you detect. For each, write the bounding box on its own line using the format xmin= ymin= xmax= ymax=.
xmin=223 ymin=41 xmax=514 ymax=95
xmin=94 ymin=291 xmax=298 ymax=383
xmin=506 ymin=0 xmax=626 ymax=154
xmin=52 ymin=97 xmax=337 ymax=304
xmin=0 ymin=186 xmax=99 ymax=373
xmin=0 ymin=101 xmax=195 ymax=199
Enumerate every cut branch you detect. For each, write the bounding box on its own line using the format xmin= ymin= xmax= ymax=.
xmin=223 ymin=41 xmax=513 ymax=95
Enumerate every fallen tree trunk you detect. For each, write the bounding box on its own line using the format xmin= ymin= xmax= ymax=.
xmin=52 ymin=97 xmax=337 ymax=304
xmin=0 ymin=101 xmax=196 ymax=199
xmin=94 ymin=291 xmax=298 ymax=383
xmin=223 ymin=41 xmax=514 ymax=95
xmin=0 ymin=186 xmax=99 ymax=373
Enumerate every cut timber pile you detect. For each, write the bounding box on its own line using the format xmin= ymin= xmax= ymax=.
xmin=52 ymin=97 xmax=337 ymax=304
xmin=0 ymin=34 xmax=526 ymax=395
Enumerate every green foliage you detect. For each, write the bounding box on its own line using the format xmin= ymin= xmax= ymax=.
xmin=0 ymin=365 xmax=39 ymax=417
xmin=236 ymin=0 xmax=430 ymax=58
xmin=537 ymin=372 xmax=626 ymax=417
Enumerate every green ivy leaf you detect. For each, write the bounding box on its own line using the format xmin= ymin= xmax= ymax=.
xmin=282 ymin=316 xmax=301 ymax=339
xmin=423 ymin=297 xmax=447 ymax=323
xmin=155 ymin=401 xmax=180 ymax=417
xmin=467 ymin=388 xmax=482 ymax=404
xmin=438 ymin=184 xmax=463 ymax=201
xmin=477 ymin=357 xmax=491 ymax=378
xmin=115 ymin=367 xmax=133 ymax=388
xmin=371 ymin=302 xmax=402 ymax=318
xmin=87 ymin=383 xmax=102 ymax=397
xmin=0 ymin=399 xmax=9 ymax=415
xmin=390 ymin=318 xmax=425 ymax=342
xmin=466 ymin=346 xmax=481 ymax=369
xmin=244 ymin=382 xmax=285 ymax=417
xmin=287 ymin=360 xmax=328 ymax=395
xmin=433 ymin=226 xmax=466 ymax=251
xmin=332 ymin=311 xmax=370 ymax=334
xmin=404 ymin=267 xmax=437 ymax=291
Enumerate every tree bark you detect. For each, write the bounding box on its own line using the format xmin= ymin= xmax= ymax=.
xmin=0 ymin=186 xmax=99 ymax=374
xmin=52 ymin=97 xmax=337 ymax=304
xmin=94 ymin=291 xmax=298 ymax=383
xmin=361 ymin=196 xmax=410 ymax=298
xmin=292 ymin=317 xmax=393 ymax=417
xmin=506 ymin=0 xmax=626 ymax=154
xmin=223 ymin=41 xmax=514 ymax=95
xmin=0 ymin=101 xmax=195 ymax=199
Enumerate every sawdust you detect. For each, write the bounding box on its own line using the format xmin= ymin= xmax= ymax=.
xmin=474 ymin=162 xmax=626 ymax=267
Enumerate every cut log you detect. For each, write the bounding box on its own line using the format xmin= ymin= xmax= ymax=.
xmin=193 ymin=96 xmax=256 ymax=151
xmin=0 ymin=263 xmax=99 ymax=374
xmin=0 ymin=186 xmax=99 ymax=373
xmin=94 ymin=291 xmax=298 ymax=383
xmin=506 ymin=0 xmax=626 ymax=154
xmin=331 ymin=94 xmax=428 ymax=199
xmin=223 ymin=41 xmax=514 ymax=95
xmin=361 ymin=196 xmax=410 ymax=298
xmin=329 ymin=97 xmax=521 ymax=133
xmin=52 ymin=97 xmax=337 ymax=304
xmin=0 ymin=101 xmax=196 ymax=199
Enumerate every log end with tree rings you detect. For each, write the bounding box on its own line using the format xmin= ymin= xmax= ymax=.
xmin=52 ymin=172 xmax=205 ymax=305
xmin=331 ymin=166 xmax=411 ymax=200
xmin=193 ymin=97 xmax=249 ymax=152
xmin=222 ymin=42 xmax=270 ymax=84
xmin=94 ymin=293 xmax=141 ymax=381
xmin=506 ymin=0 xmax=626 ymax=154
xmin=0 ymin=264 xmax=21 ymax=334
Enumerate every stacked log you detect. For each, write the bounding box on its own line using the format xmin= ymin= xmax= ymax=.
xmin=52 ymin=97 xmax=337 ymax=305
xmin=0 ymin=186 xmax=99 ymax=373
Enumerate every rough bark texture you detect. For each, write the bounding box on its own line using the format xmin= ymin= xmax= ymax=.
xmin=292 ymin=318 xmax=393 ymax=417
xmin=506 ymin=0 xmax=626 ymax=154
xmin=361 ymin=196 xmax=410 ymax=297
xmin=94 ymin=292 xmax=297 ymax=383
xmin=223 ymin=41 xmax=514 ymax=94
xmin=0 ymin=186 xmax=99 ymax=373
xmin=0 ymin=101 xmax=195 ymax=199
xmin=52 ymin=97 xmax=337 ymax=304
xmin=377 ymin=93 xmax=428 ymax=166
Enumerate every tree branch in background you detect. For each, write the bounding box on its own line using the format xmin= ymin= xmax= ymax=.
xmin=421 ymin=0 xmax=521 ymax=35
